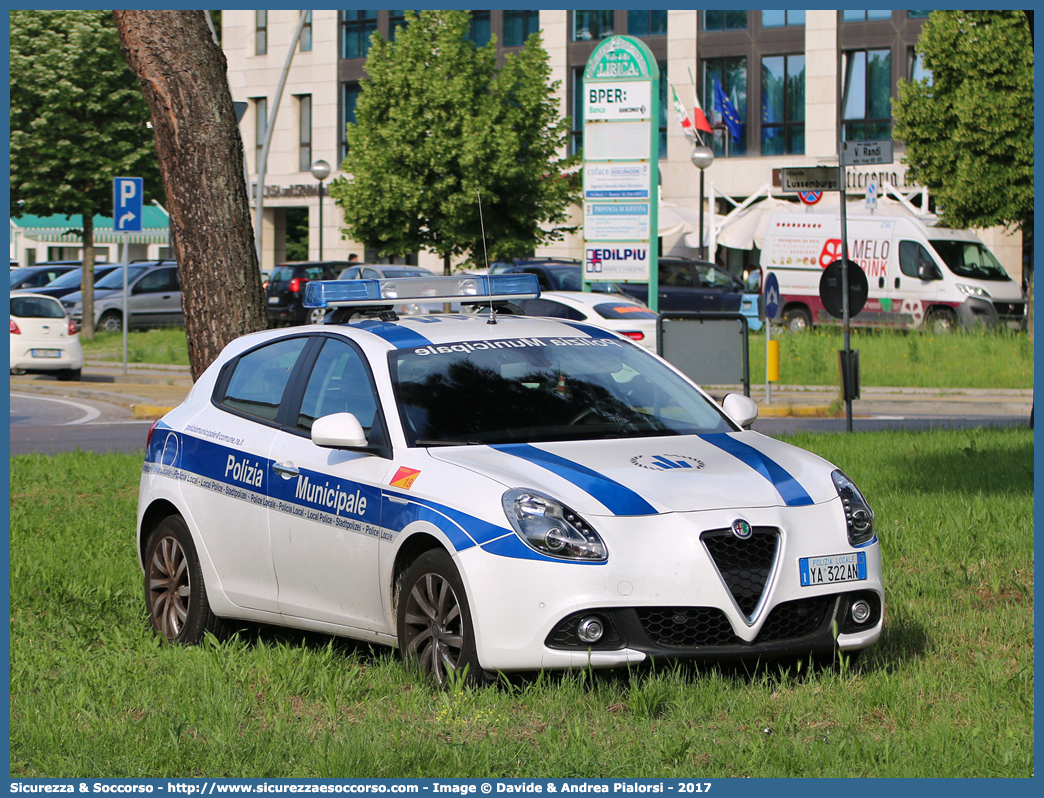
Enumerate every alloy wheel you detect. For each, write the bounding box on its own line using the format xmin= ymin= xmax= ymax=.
xmin=402 ymin=572 xmax=464 ymax=684
xmin=148 ymin=535 xmax=191 ymax=640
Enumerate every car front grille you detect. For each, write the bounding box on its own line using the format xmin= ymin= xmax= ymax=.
xmin=700 ymin=526 xmax=780 ymax=617
xmin=756 ymin=596 xmax=835 ymax=642
xmin=636 ymin=607 xmax=740 ymax=647
xmin=994 ymin=302 xmax=1026 ymax=318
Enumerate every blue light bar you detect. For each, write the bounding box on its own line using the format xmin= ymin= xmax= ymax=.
xmin=303 ymin=274 xmax=540 ymax=309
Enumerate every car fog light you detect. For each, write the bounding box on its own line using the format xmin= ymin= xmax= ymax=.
xmin=577 ymin=616 xmax=605 ymax=644
xmin=850 ymin=600 xmax=872 ymax=625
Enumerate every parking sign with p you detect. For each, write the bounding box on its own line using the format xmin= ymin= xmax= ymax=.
xmin=113 ymin=177 xmax=144 ymax=233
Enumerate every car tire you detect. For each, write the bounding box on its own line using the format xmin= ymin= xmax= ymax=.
xmin=56 ymin=368 xmax=81 ymax=382
xmin=98 ymin=311 xmax=123 ymax=333
xmin=783 ymin=306 xmax=812 ymax=333
xmin=926 ymin=307 xmax=958 ymax=332
xmin=143 ymin=513 xmax=226 ymax=644
xmin=396 ymin=549 xmax=491 ymax=687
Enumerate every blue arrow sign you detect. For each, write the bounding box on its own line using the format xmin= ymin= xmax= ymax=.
xmin=764 ymin=272 xmax=780 ymax=319
xmin=113 ymin=177 xmax=144 ymax=233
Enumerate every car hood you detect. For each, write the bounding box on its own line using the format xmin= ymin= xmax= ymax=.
xmin=426 ymin=433 xmax=837 ymax=517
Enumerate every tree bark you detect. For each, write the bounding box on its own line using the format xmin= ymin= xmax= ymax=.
xmin=113 ymin=10 xmax=266 ymax=380
xmin=81 ymin=214 xmax=95 ymax=338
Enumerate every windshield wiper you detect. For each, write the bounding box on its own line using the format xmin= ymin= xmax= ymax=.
xmin=414 ymin=439 xmax=484 ymax=447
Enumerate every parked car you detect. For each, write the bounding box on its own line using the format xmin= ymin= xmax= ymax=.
xmin=510 ymin=291 xmax=659 ymax=351
xmin=266 ymin=261 xmax=351 ymax=325
xmin=619 ymin=257 xmax=745 ymax=314
xmin=339 ymin=264 xmax=443 ymax=315
xmin=9 ymin=263 xmax=81 ymax=291
xmin=136 ymin=274 xmax=883 ymax=686
xmin=31 ymin=264 xmax=121 ymax=300
xmin=499 ymin=260 xmax=630 ymax=296
xmin=61 ymin=261 xmax=181 ymax=332
xmin=10 ymin=291 xmax=84 ymax=381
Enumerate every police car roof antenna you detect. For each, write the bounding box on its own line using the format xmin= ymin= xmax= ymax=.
xmin=478 ymin=191 xmax=496 ymax=325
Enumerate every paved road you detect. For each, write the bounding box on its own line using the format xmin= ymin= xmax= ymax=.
xmin=8 ymin=363 xmax=1033 ymax=456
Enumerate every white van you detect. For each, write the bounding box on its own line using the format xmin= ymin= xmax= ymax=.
xmin=761 ymin=213 xmax=1026 ymax=332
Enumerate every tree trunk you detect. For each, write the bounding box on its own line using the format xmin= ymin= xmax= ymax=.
xmin=113 ymin=10 xmax=266 ymax=380
xmin=81 ymin=214 xmax=95 ymax=339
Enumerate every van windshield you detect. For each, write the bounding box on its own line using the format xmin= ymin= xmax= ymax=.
xmin=930 ymin=241 xmax=1011 ymax=282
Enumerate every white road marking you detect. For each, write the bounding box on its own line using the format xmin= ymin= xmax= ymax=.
xmin=10 ymin=392 xmax=102 ymax=425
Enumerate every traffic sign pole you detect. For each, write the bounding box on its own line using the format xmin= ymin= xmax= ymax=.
xmin=837 ymin=155 xmax=853 ymax=431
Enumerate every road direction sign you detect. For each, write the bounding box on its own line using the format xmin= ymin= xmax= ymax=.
xmin=780 ymin=167 xmax=841 ymax=193
xmin=840 ymin=139 xmax=894 ymax=166
xmin=113 ymin=177 xmax=144 ymax=233
xmin=764 ymin=272 xmax=780 ymax=319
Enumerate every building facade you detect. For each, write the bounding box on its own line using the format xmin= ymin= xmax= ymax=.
xmin=221 ymin=9 xmax=1022 ymax=280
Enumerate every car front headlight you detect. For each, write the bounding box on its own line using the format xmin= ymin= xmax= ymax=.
xmin=831 ymin=470 xmax=875 ymax=546
xmin=502 ymin=488 xmax=607 ymax=561
xmin=956 ymin=283 xmax=991 ymax=299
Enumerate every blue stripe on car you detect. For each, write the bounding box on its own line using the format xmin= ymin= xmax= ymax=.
xmin=353 ymin=319 xmax=433 ymax=348
xmin=558 ymin=321 xmax=619 ymax=339
xmin=698 ymin=433 xmax=815 ymax=507
xmin=490 ymin=443 xmax=658 ymax=516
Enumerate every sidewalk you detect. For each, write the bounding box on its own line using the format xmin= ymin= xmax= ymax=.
xmin=9 ymin=361 xmax=1033 ymax=422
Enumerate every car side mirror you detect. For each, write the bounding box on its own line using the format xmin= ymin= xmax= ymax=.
xmin=312 ymin=412 xmax=369 ymax=449
xmin=920 ymin=264 xmax=942 ymax=281
xmin=722 ymin=393 xmax=759 ymax=428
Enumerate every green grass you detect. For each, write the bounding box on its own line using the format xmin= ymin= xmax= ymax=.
xmin=80 ymin=328 xmax=190 ymax=367
xmin=79 ymin=326 xmax=1033 ymax=389
xmin=10 ymin=429 xmax=1034 ymax=777
xmin=747 ymin=326 xmax=1033 ymax=389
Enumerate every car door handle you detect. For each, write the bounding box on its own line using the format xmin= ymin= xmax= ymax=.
xmin=272 ymin=462 xmax=299 ymax=479
xmin=878 ymin=277 xmax=884 ymax=289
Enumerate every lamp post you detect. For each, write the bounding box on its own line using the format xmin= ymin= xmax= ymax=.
xmin=310 ymin=159 xmax=331 ymax=260
xmin=690 ymin=146 xmax=715 ymax=261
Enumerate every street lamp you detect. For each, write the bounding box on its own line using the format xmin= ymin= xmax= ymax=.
xmin=310 ymin=159 xmax=331 ymax=260
xmin=690 ymin=146 xmax=715 ymax=261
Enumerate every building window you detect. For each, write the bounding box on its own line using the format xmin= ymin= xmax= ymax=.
xmin=343 ymin=11 xmax=378 ymax=60
xmin=389 ymin=10 xmax=411 ymax=43
xmin=255 ymin=10 xmax=267 ymax=56
xmin=762 ymin=10 xmax=805 ymax=28
xmin=908 ymin=10 xmax=931 ymax=19
xmin=503 ymin=10 xmax=539 ymax=47
xmin=841 ymin=11 xmax=893 ymax=23
xmin=909 ymin=49 xmax=931 ymax=83
xmin=342 ymin=83 xmax=360 ymax=161
xmin=252 ymin=97 xmax=267 ymax=173
xmin=628 ymin=11 xmax=667 ymax=37
xmin=298 ymin=94 xmax=312 ymax=172
xmin=702 ymin=57 xmax=747 ymax=157
xmin=702 ymin=11 xmax=747 ymax=32
xmin=657 ymin=62 xmax=668 ymax=159
xmin=299 ymin=11 xmax=312 ymax=52
xmin=467 ymin=11 xmax=491 ymax=47
xmin=571 ymin=67 xmax=584 ymax=156
xmin=573 ymin=10 xmax=614 ymax=42
xmin=842 ymin=49 xmax=892 ymax=141
xmin=761 ymin=55 xmax=804 ymax=156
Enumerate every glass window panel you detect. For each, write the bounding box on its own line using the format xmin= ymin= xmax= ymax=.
xmin=573 ymin=10 xmax=614 ymax=41
xmin=725 ymin=11 xmax=747 ymax=30
xmin=910 ymin=51 xmax=932 ymax=83
xmin=762 ymin=10 xmax=786 ymax=27
xmin=867 ymin=50 xmax=892 ymax=119
xmin=298 ymin=95 xmax=312 ymax=172
xmin=867 ymin=10 xmax=892 ymax=20
xmin=571 ymin=67 xmax=584 ymax=156
xmin=703 ymin=11 xmax=722 ymax=31
xmin=468 ymin=11 xmax=491 ymax=46
xmin=627 ymin=11 xmax=667 ymax=37
xmin=909 ymin=10 xmax=931 ymax=19
xmin=787 ymin=55 xmax=805 ymax=122
xmin=255 ymin=10 xmax=267 ymax=56
xmin=300 ymin=11 xmax=312 ymax=52
xmin=503 ymin=10 xmax=538 ymax=47
xmin=842 ymin=51 xmax=867 ymax=119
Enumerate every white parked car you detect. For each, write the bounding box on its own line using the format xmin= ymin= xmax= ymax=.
xmin=137 ymin=275 xmax=883 ymax=685
xmin=10 ymin=291 xmax=85 ymax=381
xmin=510 ymin=291 xmax=659 ymax=352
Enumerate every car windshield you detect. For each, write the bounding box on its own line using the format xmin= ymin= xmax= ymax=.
xmin=11 ymin=296 xmax=65 ymax=319
xmin=929 ymin=240 xmax=1011 ymax=282
xmin=9 ymin=268 xmax=34 ymax=286
xmin=390 ymin=336 xmax=734 ymax=446
xmin=95 ymin=265 xmax=148 ymax=289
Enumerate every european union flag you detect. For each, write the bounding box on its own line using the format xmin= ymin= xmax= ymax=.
xmin=713 ymin=77 xmax=744 ymax=144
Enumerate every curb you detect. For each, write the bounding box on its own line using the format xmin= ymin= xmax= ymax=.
xmin=132 ymin=404 xmax=177 ymax=420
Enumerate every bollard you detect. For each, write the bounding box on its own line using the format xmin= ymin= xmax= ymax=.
xmin=767 ymin=339 xmax=780 ymax=383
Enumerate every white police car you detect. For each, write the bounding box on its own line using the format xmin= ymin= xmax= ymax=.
xmin=138 ymin=275 xmax=882 ymax=685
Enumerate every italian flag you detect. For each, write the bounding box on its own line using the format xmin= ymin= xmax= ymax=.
xmin=670 ymin=81 xmax=713 ymax=144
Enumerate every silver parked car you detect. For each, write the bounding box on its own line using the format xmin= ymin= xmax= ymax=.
xmin=61 ymin=261 xmax=181 ymax=332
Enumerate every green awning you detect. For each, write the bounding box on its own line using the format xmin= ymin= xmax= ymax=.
xmin=10 ymin=208 xmax=170 ymax=246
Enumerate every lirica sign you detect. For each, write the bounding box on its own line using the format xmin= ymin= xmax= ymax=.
xmin=582 ymin=36 xmax=660 ymax=294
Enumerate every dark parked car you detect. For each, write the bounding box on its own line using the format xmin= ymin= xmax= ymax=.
xmin=619 ymin=257 xmax=745 ymax=314
xmin=499 ymin=260 xmax=630 ymax=296
xmin=30 ymin=264 xmax=121 ymax=299
xmin=9 ymin=263 xmax=81 ymax=291
xmin=266 ymin=261 xmax=351 ymax=325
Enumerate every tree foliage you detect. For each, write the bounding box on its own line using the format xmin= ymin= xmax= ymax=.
xmin=10 ymin=10 xmax=163 ymax=336
xmin=329 ymin=10 xmax=580 ymax=270
xmin=894 ymin=11 xmax=1033 ymax=233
